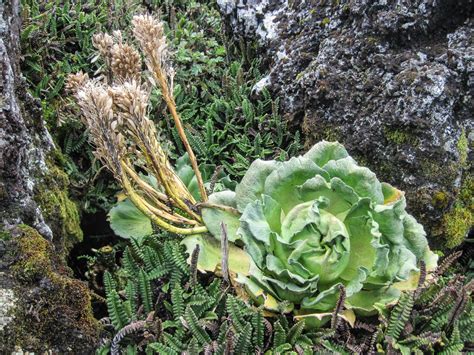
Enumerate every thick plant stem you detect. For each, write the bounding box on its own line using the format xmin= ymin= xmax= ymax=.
xmin=152 ymin=62 xmax=208 ymax=202
xmin=121 ymin=171 xmax=207 ymax=235
xmin=197 ymin=202 xmax=240 ymax=215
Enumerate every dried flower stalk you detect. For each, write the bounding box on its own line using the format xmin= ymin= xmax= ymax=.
xmin=132 ymin=14 xmax=208 ymax=202
xmin=67 ymin=14 xmax=213 ymax=235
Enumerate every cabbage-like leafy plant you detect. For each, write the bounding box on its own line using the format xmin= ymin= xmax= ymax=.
xmin=183 ymin=141 xmax=438 ymax=325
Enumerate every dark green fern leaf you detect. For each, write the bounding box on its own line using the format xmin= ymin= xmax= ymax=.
xmin=287 ymin=320 xmax=305 ymax=345
xmin=273 ymin=320 xmax=287 ymax=348
xmin=138 ymin=269 xmax=152 ymax=313
xmin=226 ymin=295 xmax=247 ymax=333
xmin=171 ymin=283 xmax=185 ymax=318
xmin=125 ymin=281 xmax=138 ymax=320
xmin=234 ymin=322 xmax=252 ymax=354
xmin=147 ymin=342 xmax=179 ymax=355
xmin=163 ymin=332 xmax=185 ymax=353
xmin=386 ymin=292 xmax=414 ymax=340
xmin=106 ymin=289 xmax=129 ymax=330
xmin=184 ymin=306 xmax=211 ymax=345
xmin=251 ymin=311 xmax=264 ymax=350
xmin=187 ymin=337 xmax=201 ymax=355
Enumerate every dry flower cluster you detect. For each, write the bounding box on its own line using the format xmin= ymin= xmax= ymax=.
xmin=68 ymin=14 xmax=208 ymax=235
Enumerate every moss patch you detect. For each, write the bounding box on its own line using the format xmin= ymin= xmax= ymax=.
xmin=457 ymin=128 xmax=468 ymax=167
xmin=432 ymin=191 xmax=449 ymax=209
xmin=383 ymin=126 xmax=419 ymax=146
xmin=11 ymin=225 xmax=52 ymax=282
xmin=34 ymin=153 xmax=83 ymax=255
xmin=443 ymin=205 xmax=473 ymax=249
xmin=1 ymin=225 xmax=99 ymax=353
xmin=441 ymin=175 xmax=473 ymax=248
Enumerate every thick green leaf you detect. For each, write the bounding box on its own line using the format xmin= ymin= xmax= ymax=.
xmin=181 ymin=234 xmax=251 ymax=275
xmin=201 ymin=191 xmax=241 ymax=242
xmin=298 ymin=176 xmax=359 ymax=220
xmin=235 ymin=159 xmax=281 ymax=212
xmin=108 ymin=199 xmax=153 ymax=239
xmin=264 ymin=156 xmax=328 ymax=213
xmin=323 ymin=157 xmax=384 ymax=204
xmin=339 ymin=198 xmax=380 ymax=281
xmin=303 ymin=140 xmax=349 ymax=167
xmin=345 ymin=287 xmax=401 ymax=315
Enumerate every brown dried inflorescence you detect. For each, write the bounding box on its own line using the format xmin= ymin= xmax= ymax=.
xmin=75 ymin=80 xmax=124 ymax=178
xmin=69 ymin=14 xmax=208 ymax=235
xmin=110 ymin=43 xmax=142 ymax=81
xmin=65 ymin=71 xmax=89 ymax=94
xmin=131 ymin=14 xmax=167 ymax=61
xmin=92 ymin=32 xmax=114 ymax=58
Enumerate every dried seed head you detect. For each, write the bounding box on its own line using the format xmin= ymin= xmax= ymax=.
xmin=75 ymin=80 xmax=124 ymax=176
xmin=110 ymin=43 xmax=142 ymax=81
xmin=92 ymin=32 xmax=114 ymax=58
xmin=132 ymin=14 xmax=167 ymax=61
xmin=65 ymin=71 xmax=89 ymax=93
xmin=109 ymin=80 xmax=149 ymax=121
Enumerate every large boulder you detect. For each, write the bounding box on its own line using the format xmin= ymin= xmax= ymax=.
xmin=218 ymin=0 xmax=473 ymax=248
xmin=0 ymin=0 xmax=99 ymax=352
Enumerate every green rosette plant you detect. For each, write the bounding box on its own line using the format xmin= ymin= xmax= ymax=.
xmin=182 ymin=141 xmax=438 ymax=325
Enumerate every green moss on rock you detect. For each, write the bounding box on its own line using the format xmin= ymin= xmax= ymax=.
xmin=442 ymin=175 xmax=473 ymax=248
xmin=457 ymin=128 xmax=468 ymax=167
xmin=34 ymin=153 xmax=83 ymax=255
xmin=432 ymin=191 xmax=449 ymax=209
xmin=383 ymin=126 xmax=419 ymax=146
xmin=1 ymin=225 xmax=99 ymax=353
xmin=443 ymin=205 xmax=473 ymax=249
xmin=11 ymin=225 xmax=52 ymax=282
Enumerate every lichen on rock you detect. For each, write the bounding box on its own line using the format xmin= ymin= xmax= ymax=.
xmin=219 ymin=0 xmax=473 ymax=247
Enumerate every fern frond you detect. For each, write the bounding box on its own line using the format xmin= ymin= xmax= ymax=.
xmin=163 ymin=332 xmax=184 ymax=353
xmin=439 ymin=323 xmax=463 ymax=355
xmin=273 ymin=320 xmax=287 ymax=348
xmin=106 ymin=289 xmax=129 ymax=330
xmin=322 ymin=339 xmax=349 ymax=354
xmin=226 ymin=295 xmax=247 ymax=332
xmin=386 ymin=292 xmax=414 ymax=340
xmin=215 ymin=323 xmax=231 ymax=355
xmin=184 ymin=306 xmax=211 ymax=345
xmin=138 ymin=269 xmax=152 ymax=313
xmin=169 ymin=242 xmax=189 ymax=275
xmin=130 ymin=238 xmax=146 ymax=263
xmin=287 ymin=320 xmax=305 ymax=345
xmin=147 ymin=342 xmax=179 ymax=355
xmin=104 ymin=271 xmax=117 ymax=293
xmin=233 ymin=322 xmax=252 ymax=354
xmin=125 ymin=281 xmax=138 ymax=320
xmin=122 ymin=247 xmax=139 ymax=277
xmin=171 ymin=283 xmax=185 ymax=318
xmin=187 ymin=337 xmax=201 ymax=355
xmin=251 ymin=311 xmax=264 ymax=350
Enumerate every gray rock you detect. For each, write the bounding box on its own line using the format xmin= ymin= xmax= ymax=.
xmin=0 ymin=1 xmax=99 ymax=352
xmin=219 ymin=0 xmax=473 ymax=246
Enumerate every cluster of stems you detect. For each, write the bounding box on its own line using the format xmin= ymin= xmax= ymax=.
xmin=68 ymin=14 xmax=209 ymax=235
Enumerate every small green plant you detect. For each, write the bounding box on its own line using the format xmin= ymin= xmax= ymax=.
xmin=99 ymin=237 xmax=472 ymax=354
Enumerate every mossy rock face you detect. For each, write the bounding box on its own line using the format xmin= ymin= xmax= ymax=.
xmin=34 ymin=153 xmax=83 ymax=255
xmin=440 ymin=175 xmax=473 ymax=248
xmin=220 ymin=0 xmax=473 ymax=248
xmin=0 ymin=225 xmax=100 ymax=353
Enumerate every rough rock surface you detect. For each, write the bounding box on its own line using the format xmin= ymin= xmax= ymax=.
xmin=0 ymin=1 xmax=98 ymax=352
xmin=219 ymin=0 xmax=473 ymax=246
